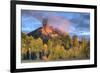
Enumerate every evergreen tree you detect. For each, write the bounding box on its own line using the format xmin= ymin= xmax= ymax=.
xmin=80 ymin=37 xmax=89 ymax=58
xmin=72 ymin=35 xmax=79 ymax=48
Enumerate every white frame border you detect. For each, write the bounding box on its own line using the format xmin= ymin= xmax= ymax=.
xmin=16 ymin=4 xmax=94 ymax=69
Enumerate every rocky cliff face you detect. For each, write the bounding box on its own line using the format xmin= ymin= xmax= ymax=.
xmin=27 ymin=19 xmax=67 ymax=43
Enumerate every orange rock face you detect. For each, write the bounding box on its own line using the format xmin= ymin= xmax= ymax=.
xmin=41 ymin=24 xmax=53 ymax=36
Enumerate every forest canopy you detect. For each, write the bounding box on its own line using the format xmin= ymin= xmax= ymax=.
xmin=21 ymin=32 xmax=90 ymax=62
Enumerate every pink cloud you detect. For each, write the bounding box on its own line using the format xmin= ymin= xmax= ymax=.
xmin=47 ymin=15 xmax=71 ymax=33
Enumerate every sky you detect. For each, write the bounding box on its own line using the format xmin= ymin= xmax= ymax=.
xmin=21 ymin=10 xmax=90 ymax=38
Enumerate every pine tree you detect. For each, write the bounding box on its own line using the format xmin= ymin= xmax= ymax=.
xmin=72 ymin=35 xmax=79 ymax=48
xmin=80 ymin=37 xmax=89 ymax=58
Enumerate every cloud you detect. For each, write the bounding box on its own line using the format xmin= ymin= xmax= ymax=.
xmin=22 ymin=10 xmax=48 ymax=22
xmin=70 ymin=13 xmax=90 ymax=28
xmin=21 ymin=10 xmax=90 ymax=37
xmin=21 ymin=13 xmax=42 ymax=33
xmin=47 ymin=15 xmax=70 ymax=33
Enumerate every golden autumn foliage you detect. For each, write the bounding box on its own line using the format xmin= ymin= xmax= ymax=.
xmin=21 ymin=32 xmax=90 ymax=61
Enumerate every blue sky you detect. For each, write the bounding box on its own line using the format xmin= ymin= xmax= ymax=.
xmin=21 ymin=10 xmax=90 ymax=37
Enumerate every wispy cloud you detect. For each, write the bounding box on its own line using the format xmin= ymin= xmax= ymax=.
xmin=21 ymin=10 xmax=90 ymax=37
